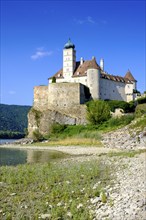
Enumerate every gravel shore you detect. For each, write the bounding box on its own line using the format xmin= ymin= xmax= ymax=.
xmin=0 ymin=144 xmax=119 ymax=156
xmin=0 ymin=125 xmax=146 ymax=220
xmin=91 ymin=152 xmax=146 ymax=220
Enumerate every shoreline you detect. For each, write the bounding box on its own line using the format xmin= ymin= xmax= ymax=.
xmin=0 ymin=144 xmax=119 ymax=156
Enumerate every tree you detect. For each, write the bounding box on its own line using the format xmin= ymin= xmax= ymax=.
xmin=86 ymin=100 xmax=111 ymax=125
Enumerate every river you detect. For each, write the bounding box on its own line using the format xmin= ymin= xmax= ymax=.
xmin=0 ymin=141 xmax=70 ymax=166
xmin=0 ymin=139 xmax=17 ymax=144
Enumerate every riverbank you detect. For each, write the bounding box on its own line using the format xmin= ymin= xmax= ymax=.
xmin=0 ymin=119 xmax=146 ymax=219
xmin=0 ymin=147 xmax=145 ymax=219
xmin=0 ymin=144 xmax=119 ymax=156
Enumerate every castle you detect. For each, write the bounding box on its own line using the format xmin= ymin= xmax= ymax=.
xmin=33 ymin=38 xmax=137 ymax=112
xmin=28 ymin=39 xmax=139 ymax=135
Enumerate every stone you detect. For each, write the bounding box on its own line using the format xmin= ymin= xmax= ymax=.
xmin=40 ymin=214 xmax=51 ymax=219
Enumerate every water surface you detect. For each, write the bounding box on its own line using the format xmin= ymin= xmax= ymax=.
xmin=0 ymin=148 xmax=69 ymax=166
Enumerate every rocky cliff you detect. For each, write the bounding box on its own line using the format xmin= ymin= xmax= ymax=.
xmin=27 ymin=105 xmax=87 ymax=137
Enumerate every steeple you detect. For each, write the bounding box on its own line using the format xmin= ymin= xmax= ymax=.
xmin=63 ymin=38 xmax=76 ymax=79
xmin=64 ymin=38 xmax=75 ymax=49
xmin=124 ymin=70 xmax=137 ymax=82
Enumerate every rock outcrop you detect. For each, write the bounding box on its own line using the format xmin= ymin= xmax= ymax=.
xmin=27 ymin=105 xmax=87 ymax=137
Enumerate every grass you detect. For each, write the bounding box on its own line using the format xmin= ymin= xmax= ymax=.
xmin=36 ymin=115 xmax=135 ymax=146
xmin=0 ymin=159 xmax=113 ymax=219
xmin=36 ymin=137 xmax=101 ymax=146
xmin=129 ymin=115 xmax=146 ymax=130
xmin=107 ymin=149 xmax=146 ymax=157
xmin=98 ymin=114 xmax=134 ymax=132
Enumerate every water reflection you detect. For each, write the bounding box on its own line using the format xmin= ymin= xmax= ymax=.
xmin=0 ymin=148 xmax=69 ymax=166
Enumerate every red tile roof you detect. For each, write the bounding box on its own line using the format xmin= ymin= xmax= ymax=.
xmin=48 ymin=59 xmax=134 ymax=84
xmin=124 ymin=70 xmax=137 ymax=82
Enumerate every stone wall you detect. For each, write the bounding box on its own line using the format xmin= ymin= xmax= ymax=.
xmin=48 ymin=83 xmax=86 ymax=111
xmin=33 ymin=86 xmax=48 ymax=110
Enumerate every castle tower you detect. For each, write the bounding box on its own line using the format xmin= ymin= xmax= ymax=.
xmin=63 ymin=38 xmax=76 ymax=80
xmin=87 ymin=57 xmax=101 ymax=100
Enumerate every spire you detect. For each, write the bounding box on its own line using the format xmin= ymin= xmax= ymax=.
xmin=124 ymin=70 xmax=137 ymax=82
xmin=64 ymin=38 xmax=75 ymax=49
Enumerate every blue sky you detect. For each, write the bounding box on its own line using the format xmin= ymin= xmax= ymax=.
xmin=1 ymin=0 xmax=145 ymax=106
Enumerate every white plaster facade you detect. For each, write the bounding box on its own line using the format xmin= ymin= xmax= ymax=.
xmin=48 ymin=39 xmax=138 ymax=102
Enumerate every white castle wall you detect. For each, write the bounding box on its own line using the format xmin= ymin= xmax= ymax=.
xmin=49 ymin=74 xmax=135 ymax=102
xmin=100 ymin=78 xmax=127 ymax=101
xmin=49 ymin=75 xmax=88 ymax=86
xmin=87 ymin=68 xmax=100 ymax=99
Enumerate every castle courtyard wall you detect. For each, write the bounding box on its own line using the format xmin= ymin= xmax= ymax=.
xmin=47 ymin=82 xmax=86 ymax=111
xmin=33 ymin=86 xmax=48 ymax=110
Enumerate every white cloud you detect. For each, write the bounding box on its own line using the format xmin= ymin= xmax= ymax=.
xmin=31 ymin=48 xmax=53 ymax=60
xmin=87 ymin=16 xmax=95 ymax=24
xmin=74 ymin=16 xmax=96 ymax=25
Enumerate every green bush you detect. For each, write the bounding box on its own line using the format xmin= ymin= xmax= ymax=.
xmin=32 ymin=129 xmax=44 ymax=142
xmin=107 ymin=115 xmax=134 ymax=127
xmin=105 ymin=100 xmax=135 ymax=113
xmin=135 ymin=104 xmax=146 ymax=117
xmin=137 ymin=97 xmax=146 ymax=104
xmin=50 ymin=123 xmax=67 ymax=135
xmin=86 ymin=100 xmax=111 ymax=125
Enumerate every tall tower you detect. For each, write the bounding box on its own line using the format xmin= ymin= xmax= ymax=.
xmin=63 ymin=38 xmax=76 ymax=80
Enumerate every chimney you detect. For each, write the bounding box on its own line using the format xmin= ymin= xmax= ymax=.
xmin=100 ymin=58 xmax=104 ymax=71
xmin=80 ymin=57 xmax=84 ymax=65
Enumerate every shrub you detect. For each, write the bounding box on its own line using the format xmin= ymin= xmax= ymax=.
xmin=106 ymin=100 xmax=135 ymax=113
xmin=32 ymin=129 xmax=44 ymax=142
xmin=137 ymin=97 xmax=146 ymax=104
xmin=135 ymin=104 xmax=146 ymax=117
xmin=107 ymin=115 xmax=134 ymax=127
xmin=31 ymin=108 xmax=42 ymax=127
xmin=50 ymin=123 xmax=67 ymax=135
xmin=86 ymin=100 xmax=111 ymax=125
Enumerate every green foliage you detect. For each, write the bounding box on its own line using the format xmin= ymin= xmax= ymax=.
xmin=135 ymin=104 xmax=146 ymax=118
xmin=133 ymin=89 xmax=140 ymax=94
xmin=0 ymin=131 xmax=25 ymax=139
xmin=45 ymin=114 xmax=134 ymax=143
xmin=100 ymin=191 xmax=107 ymax=203
xmin=129 ymin=115 xmax=146 ymax=131
xmin=137 ymin=97 xmax=146 ymax=104
xmin=31 ymin=108 xmax=42 ymax=127
xmin=0 ymin=159 xmax=113 ymax=219
xmin=105 ymin=100 xmax=135 ymax=113
xmin=50 ymin=123 xmax=67 ymax=135
xmin=0 ymin=104 xmax=31 ymax=133
xmin=86 ymin=100 xmax=111 ymax=125
xmin=108 ymin=149 xmax=146 ymax=157
xmin=105 ymin=115 xmax=134 ymax=127
xmin=32 ymin=129 xmax=44 ymax=142
xmin=52 ymin=76 xmax=56 ymax=83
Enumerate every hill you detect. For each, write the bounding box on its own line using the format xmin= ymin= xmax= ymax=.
xmin=0 ymin=104 xmax=31 ymax=138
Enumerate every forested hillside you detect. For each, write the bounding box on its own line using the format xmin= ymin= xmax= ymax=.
xmin=0 ymin=104 xmax=31 ymax=138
